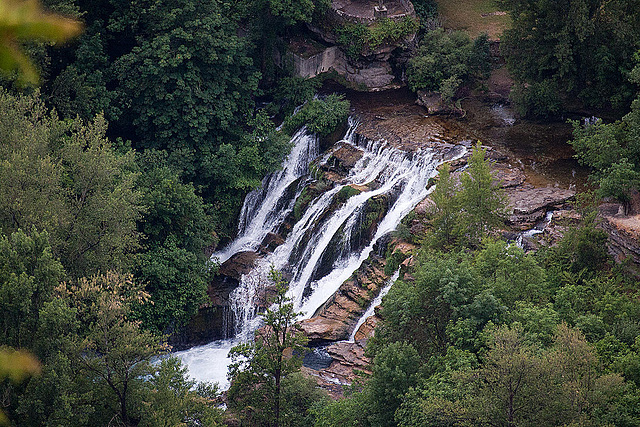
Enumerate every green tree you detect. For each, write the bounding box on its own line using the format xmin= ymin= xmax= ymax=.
xmin=427 ymin=163 xmax=461 ymax=249
xmin=473 ymin=239 xmax=548 ymax=308
xmin=0 ymin=228 xmax=64 ymax=349
xmin=457 ymin=143 xmax=506 ymax=247
xmin=114 ymin=0 xmax=260 ymax=158
xmin=228 ymin=268 xmax=313 ymax=427
xmin=140 ymin=357 xmax=223 ymax=427
xmin=367 ymin=342 xmax=421 ymax=427
xmin=134 ymin=238 xmax=212 ymax=332
xmin=0 ymin=89 xmax=142 ymax=277
xmin=48 ymin=29 xmax=116 ymax=121
xmin=571 ymin=98 xmax=640 ymax=212
xmin=374 ymin=250 xmax=479 ymax=358
xmin=497 ymin=0 xmax=640 ymax=114
xmin=312 ymin=388 xmax=369 ymax=427
xmin=282 ymin=94 xmax=350 ymax=137
xmin=395 ymin=324 xmax=635 ymax=426
xmin=137 ymin=164 xmax=215 ymax=254
xmin=55 ymin=114 xmax=142 ymax=275
xmin=66 ymin=272 xmax=169 ymax=426
xmin=407 ymin=29 xmax=490 ymax=101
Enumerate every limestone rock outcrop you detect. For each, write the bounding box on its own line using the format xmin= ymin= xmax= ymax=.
xmin=506 ymin=185 xmax=575 ymax=228
xmin=286 ymin=0 xmax=418 ymax=90
xmin=299 ymin=255 xmax=388 ymax=344
xmin=303 ymin=340 xmax=371 ymax=398
xmin=599 ymin=203 xmax=640 ymax=271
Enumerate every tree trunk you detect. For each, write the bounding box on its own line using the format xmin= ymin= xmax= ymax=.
xmin=120 ymin=382 xmax=129 ymax=426
xmin=274 ymin=365 xmax=281 ymax=427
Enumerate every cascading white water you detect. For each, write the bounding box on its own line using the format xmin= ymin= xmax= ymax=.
xmin=175 ymin=119 xmax=466 ymax=389
xmin=516 ymin=211 xmax=554 ymax=248
xmin=349 ymin=269 xmax=400 ymax=341
xmin=212 ymin=127 xmax=319 ymax=266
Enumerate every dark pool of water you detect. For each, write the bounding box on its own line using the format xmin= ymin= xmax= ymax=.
xmin=302 ymin=346 xmax=333 ymax=370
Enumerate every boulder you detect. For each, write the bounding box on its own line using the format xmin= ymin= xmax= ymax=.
xmin=260 ymin=232 xmax=284 ymax=253
xmin=346 ymin=61 xmax=396 ymax=90
xmin=506 ymin=185 xmax=575 ymax=228
xmin=353 ymin=314 xmax=379 ymax=341
xmin=414 ymin=196 xmax=435 ymax=216
xmin=325 ymin=142 xmax=364 ymax=176
xmin=218 ymin=251 xmax=259 ymax=281
xmin=416 ymin=90 xmax=447 ymax=115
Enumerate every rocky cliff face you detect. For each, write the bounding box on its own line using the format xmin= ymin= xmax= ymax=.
xmin=289 ymin=36 xmax=413 ymax=91
xmin=599 ymin=203 xmax=640 ymax=275
xmin=299 ymin=254 xmax=388 ymax=344
xmin=286 ymin=1 xmax=418 ymax=90
xmin=298 ymin=143 xmax=585 ymax=396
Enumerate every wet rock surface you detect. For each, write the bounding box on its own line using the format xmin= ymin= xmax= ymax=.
xmin=218 ymin=251 xmax=260 ymax=281
xmin=299 ymin=255 xmax=388 ymax=344
xmin=324 ymin=142 xmax=364 ymax=176
xmin=303 ymin=340 xmax=371 ymax=398
xmin=299 ymin=89 xmax=592 ymax=394
xmin=416 ymin=90 xmax=448 ymax=115
xmin=493 ymin=162 xmax=526 ymax=187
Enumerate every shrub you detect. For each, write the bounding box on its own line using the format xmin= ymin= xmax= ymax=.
xmin=510 ymin=80 xmax=562 ymax=118
xmin=282 ymin=94 xmax=350 ymax=136
xmin=407 ymin=29 xmax=490 ymax=101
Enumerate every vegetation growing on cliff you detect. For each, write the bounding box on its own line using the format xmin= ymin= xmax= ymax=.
xmin=3 ymin=0 xmax=640 ymax=425
xmin=570 ymin=61 xmax=640 ymax=211
xmin=0 ymin=0 xmax=344 ymax=422
xmin=335 ymin=17 xmax=419 ymax=59
xmin=313 ymin=160 xmax=640 ymax=427
xmin=283 ymin=94 xmax=350 ymax=137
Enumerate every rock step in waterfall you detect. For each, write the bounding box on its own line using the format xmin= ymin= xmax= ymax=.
xmin=175 ymin=118 xmax=466 ymax=389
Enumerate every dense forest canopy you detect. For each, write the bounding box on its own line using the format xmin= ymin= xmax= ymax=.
xmin=1 ymin=0 xmax=640 ymax=425
xmin=498 ymin=0 xmax=640 ymax=116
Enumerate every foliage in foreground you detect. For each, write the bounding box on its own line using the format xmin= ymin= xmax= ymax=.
xmin=228 ymin=268 xmax=327 ymax=426
xmin=0 ymin=238 xmax=222 ymax=426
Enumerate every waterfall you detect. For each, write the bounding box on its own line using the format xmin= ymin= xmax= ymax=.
xmin=176 ymin=119 xmax=466 ymax=388
xmin=349 ymin=269 xmax=400 ymax=341
xmin=515 ymin=211 xmax=553 ymax=248
xmin=212 ymin=127 xmax=319 ymax=266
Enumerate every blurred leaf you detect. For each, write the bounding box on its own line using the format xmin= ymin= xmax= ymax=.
xmin=0 ymin=0 xmax=82 ymax=85
xmin=0 ymin=347 xmax=41 ymax=382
